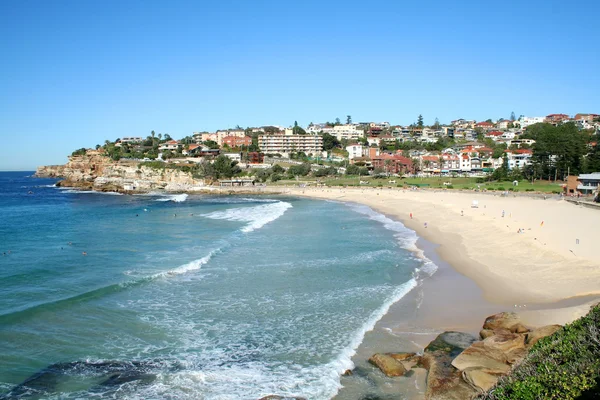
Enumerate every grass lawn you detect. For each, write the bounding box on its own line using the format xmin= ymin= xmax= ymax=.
xmin=269 ymin=175 xmax=565 ymax=193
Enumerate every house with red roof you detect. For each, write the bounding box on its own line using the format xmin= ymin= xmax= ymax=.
xmin=545 ymin=114 xmax=570 ymax=124
xmin=475 ymin=121 xmax=495 ymax=130
xmin=372 ymin=154 xmax=414 ymax=175
xmin=485 ymin=131 xmax=504 ymax=141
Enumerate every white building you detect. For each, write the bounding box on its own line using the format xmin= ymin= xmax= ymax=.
xmin=223 ymin=152 xmax=242 ymax=162
xmin=120 ymin=137 xmax=143 ymax=143
xmin=258 ymin=133 xmax=323 ymax=156
xmin=506 ymin=150 xmax=533 ymax=169
xmin=158 ymin=140 xmax=180 ymax=151
xmin=518 ymin=116 xmax=545 ymax=129
xmin=332 ymin=124 xmax=364 ymax=141
xmin=346 ymin=144 xmax=364 ymax=160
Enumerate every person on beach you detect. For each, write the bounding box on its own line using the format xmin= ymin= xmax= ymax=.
xmin=410 ymin=212 xmax=413 ymax=219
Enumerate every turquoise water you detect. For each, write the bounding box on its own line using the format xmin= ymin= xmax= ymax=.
xmin=0 ymin=171 xmax=433 ymax=399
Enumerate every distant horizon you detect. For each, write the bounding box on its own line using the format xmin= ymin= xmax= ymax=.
xmin=2 ymin=0 xmax=599 ymax=170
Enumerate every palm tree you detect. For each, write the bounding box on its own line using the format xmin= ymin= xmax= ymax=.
xmin=151 ymin=130 xmax=156 ymax=147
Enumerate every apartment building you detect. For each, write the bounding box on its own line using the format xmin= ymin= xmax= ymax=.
xmin=258 ymin=133 xmax=323 ymax=156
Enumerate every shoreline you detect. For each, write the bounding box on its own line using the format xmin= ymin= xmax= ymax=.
xmin=43 ymin=182 xmax=600 ymax=398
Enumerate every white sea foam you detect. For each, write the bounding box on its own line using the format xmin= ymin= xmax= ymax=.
xmin=202 ymin=201 xmax=292 ymax=233
xmin=324 ymin=278 xmax=418 ymax=395
xmin=128 ymin=279 xmax=419 ymax=400
xmin=210 ymin=197 xmax=279 ymax=204
xmin=155 ymin=193 xmax=188 ymax=202
xmin=158 ymin=250 xmax=217 ymax=277
xmin=59 ymin=189 xmax=123 ymax=195
xmin=348 ymin=203 xmax=438 ymax=277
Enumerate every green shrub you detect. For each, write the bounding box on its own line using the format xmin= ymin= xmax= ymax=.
xmin=480 ymin=305 xmax=600 ymax=400
xmin=526 ymin=188 xmax=534 ymax=192
xmin=476 ymin=177 xmax=485 ymax=183
xmin=446 ymin=184 xmax=454 ymax=189
xmin=497 ymin=186 xmax=506 ymax=191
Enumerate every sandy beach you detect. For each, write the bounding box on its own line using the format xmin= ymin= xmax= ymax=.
xmin=253 ymin=185 xmax=600 ymax=398
xmin=261 ymin=186 xmax=600 ymax=306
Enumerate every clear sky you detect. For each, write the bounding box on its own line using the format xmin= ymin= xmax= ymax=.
xmin=1 ymin=0 xmax=599 ymax=170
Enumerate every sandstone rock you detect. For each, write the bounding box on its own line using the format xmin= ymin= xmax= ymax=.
xmin=526 ymin=324 xmax=562 ymax=347
xmin=479 ymin=329 xmax=494 ymax=339
xmin=451 ymin=342 xmax=510 ymax=373
xmin=258 ymin=396 xmax=306 ymax=400
xmin=387 ymin=352 xmax=417 ymax=361
xmin=37 ymin=150 xmax=207 ymax=194
xmin=462 ymin=367 xmax=503 ymax=392
xmin=505 ymin=347 xmax=527 ymax=364
xmin=424 ymin=331 xmax=477 ymax=358
xmin=421 ymin=352 xmax=478 ymax=400
xmin=342 ymin=369 xmax=353 ymax=376
xmin=482 ymin=330 xmax=525 ymax=353
xmin=512 ymin=323 xmax=530 ymax=334
xmin=482 ymin=312 xmax=521 ymax=332
xmin=369 ymin=354 xmax=407 ymax=377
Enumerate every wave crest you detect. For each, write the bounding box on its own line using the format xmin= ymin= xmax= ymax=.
xmin=202 ymin=201 xmax=292 ymax=233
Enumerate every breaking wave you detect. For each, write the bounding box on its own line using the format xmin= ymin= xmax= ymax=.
xmin=201 ymin=201 xmax=292 ymax=233
xmin=155 ymin=193 xmax=188 ymax=202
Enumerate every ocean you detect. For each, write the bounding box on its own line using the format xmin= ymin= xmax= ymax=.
xmin=0 ymin=171 xmax=435 ymax=399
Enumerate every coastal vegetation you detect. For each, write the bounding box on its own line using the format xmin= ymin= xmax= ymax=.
xmin=481 ymin=304 xmax=600 ymax=400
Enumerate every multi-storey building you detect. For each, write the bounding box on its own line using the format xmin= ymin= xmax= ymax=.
xmin=258 ymin=133 xmax=323 ymax=156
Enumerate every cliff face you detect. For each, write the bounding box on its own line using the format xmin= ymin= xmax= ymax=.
xmin=35 ymin=150 xmax=206 ymax=193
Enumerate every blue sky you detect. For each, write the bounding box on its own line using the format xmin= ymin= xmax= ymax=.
xmin=1 ymin=0 xmax=599 ymax=170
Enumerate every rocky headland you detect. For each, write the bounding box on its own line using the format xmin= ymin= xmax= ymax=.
xmin=35 ymin=150 xmax=207 ymax=193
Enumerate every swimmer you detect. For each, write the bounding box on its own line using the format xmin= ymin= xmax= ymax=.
xmin=82 ymin=252 xmax=87 ymax=256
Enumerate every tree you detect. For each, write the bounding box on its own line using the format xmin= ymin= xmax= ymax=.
xmin=527 ymin=122 xmax=588 ymax=179
xmin=417 ymin=114 xmax=424 ymax=129
xmin=346 ymin=115 xmax=352 ymax=125
xmin=212 ymin=155 xmax=241 ymax=179
xmin=346 ymin=164 xmax=360 ymax=175
xmin=510 ymin=111 xmax=516 ymax=121
xmin=151 ymin=130 xmax=156 ymax=147
xmin=335 ymin=117 xmax=341 ymax=125
xmin=322 ymin=132 xmax=340 ymax=151
xmin=292 ymin=121 xmax=306 ymax=135
xmin=204 ymin=140 xmax=220 ymax=149
xmin=585 ymin=139 xmax=600 ymax=173
xmin=433 ymin=117 xmax=441 ymax=130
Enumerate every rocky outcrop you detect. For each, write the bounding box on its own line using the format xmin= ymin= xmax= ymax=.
xmin=364 ymin=313 xmax=564 ymax=399
xmin=482 ymin=312 xmax=522 ymax=332
xmin=368 ymin=354 xmax=408 ymax=377
xmin=35 ymin=150 xmax=206 ymax=193
xmin=525 ymin=324 xmax=562 ymax=347
xmin=420 ymin=332 xmax=479 ymax=400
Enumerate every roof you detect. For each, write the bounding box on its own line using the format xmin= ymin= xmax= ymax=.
xmin=476 ymin=121 xmax=494 ymax=126
xmin=486 ymin=131 xmax=504 ymax=136
xmin=373 ymin=154 xmax=412 ymax=164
